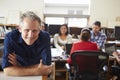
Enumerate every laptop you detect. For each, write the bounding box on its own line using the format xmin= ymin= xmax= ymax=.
xmin=104 ymin=43 xmax=116 ymax=55
xmin=65 ymin=43 xmax=73 ymax=55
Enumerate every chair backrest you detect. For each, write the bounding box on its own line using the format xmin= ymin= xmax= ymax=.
xmin=71 ymin=50 xmax=109 ymax=80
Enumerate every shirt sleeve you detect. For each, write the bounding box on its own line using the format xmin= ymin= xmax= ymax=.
xmin=2 ymin=34 xmax=13 ymax=69
xmin=97 ymin=33 xmax=107 ymax=49
xmin=53 ymin=34 xmax=64 ymax=52
xmin=41 ymin=33 xmax=51 ymax=65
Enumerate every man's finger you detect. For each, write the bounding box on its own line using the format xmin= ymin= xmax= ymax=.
xmin=12 ymin=53 xmax=16 ymax=57
xmin=8 ymin=54 xmax=16 ymax=59
xmin=40 ymin=59 xmax=42 ymax=63
xmin=8 ymin=55 xmax=15 ymax=61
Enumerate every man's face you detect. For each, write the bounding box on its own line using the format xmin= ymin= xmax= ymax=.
xmin=92 ymin=25 xmax=100 ymax=34
xmin=19 ymin=18 xmax=40 ymax=45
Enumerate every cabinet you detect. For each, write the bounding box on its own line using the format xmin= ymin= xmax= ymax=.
xmin=0 ymin=24 xmax=17 ymax=71
xmin=52 ymin=59 xmax=68 ymax=80
xmin=102 ymin=27 xmax=115 ymax=41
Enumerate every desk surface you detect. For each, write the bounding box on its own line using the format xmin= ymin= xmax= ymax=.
xmin=107 ymin=41 xmax=120 ymax=46
xmin=0 ymin=72 xmax=47 ymax=80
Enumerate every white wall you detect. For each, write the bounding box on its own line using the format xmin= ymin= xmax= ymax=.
xmin=0 ymin=0 xmax=44 ymax=25
xmin=90 ymin=0 xmax=120 ymax=28
xmin=1 ymin=0 xmax=120 ymax=27
xmin=45 ymin=4 xmax=89 ymax=15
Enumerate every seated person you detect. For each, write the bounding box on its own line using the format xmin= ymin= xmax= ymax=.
xmin=68 ymin=28 xmax=99 ymax=66
xmin=53 ymin=24 xmax=73 ymax=52
xmin=111 ymin=51 xmax=120 ymax=79
xmin=40 ymin=21 xmax=46 ymax=31
xmin=90 ymin=21 xmax=107 ymax=50
xmin=2 ymin=11 xmax=52 ymax=76
xmin=113 ymin=52 xmax=120 ymax=64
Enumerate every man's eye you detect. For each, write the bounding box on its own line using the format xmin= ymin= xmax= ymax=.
xmin=24 ymin=29 xmax=29 ymax=32
xmin=33 ymin=30 xmax=38 ymax=33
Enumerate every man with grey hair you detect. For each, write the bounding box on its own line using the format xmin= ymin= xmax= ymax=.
xmin=2 ymin=11 xmax=52 ymax=76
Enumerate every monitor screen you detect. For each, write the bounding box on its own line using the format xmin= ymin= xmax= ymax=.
xmin=65 ymin=43 xmax=73 ymax=55
xmin=48 ymin=24 xmax=61 ymax=36
xmin=69 ymin=27 xmax=82 ymax=38
xmin=115 ymin=26 xmax=120 ymax=40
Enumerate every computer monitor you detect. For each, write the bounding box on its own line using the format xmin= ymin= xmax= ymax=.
xmin=65 ymin=43 xmax=73 ymax=55
xmin=48 ymin=24 xmax=61 ymax=37
xmin=115 ymin=26 xmax=120 ymax=40
xmin=69 ymin=27 xmax=82 ymax=38
xmin=104 ymin=43 xmax=116 ymax=55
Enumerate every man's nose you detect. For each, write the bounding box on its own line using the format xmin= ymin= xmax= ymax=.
xmin=28 ymin=31 xmax=33 ymax=37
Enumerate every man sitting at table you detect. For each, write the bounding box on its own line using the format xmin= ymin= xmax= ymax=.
xmin=2 ymin=11 xmax=52 ymax=76
xmin=112 ymin=51 xmax=120 ymax=79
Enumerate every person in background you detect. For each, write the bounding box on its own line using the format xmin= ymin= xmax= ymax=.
xmin=90 ymin=21 xmax=107 ymax=50
xmin=53 ymin=24 xmax=73 ymax=52
xmin=41 ymin=22 xmax=46 ymax=31
xmin=68 ymin=28 xmax=98 ymax=65
xmin=2 ymin=11 xmax=52 ymax=76
xmin=111 ymin=51 xmax=120 ymax=79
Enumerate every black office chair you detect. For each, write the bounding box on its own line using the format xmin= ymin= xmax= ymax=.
xmin=65 ymin=50 xmax=109 ymax=80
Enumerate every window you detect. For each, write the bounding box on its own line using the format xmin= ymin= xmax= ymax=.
xmin=44 ymin=0 xmax=90 ymax=27
xmin=68 ymin=18 xmax=87 ymax=27
xmin=45 ymin=17 xmax=65 ymax=25
xmin=45 ymin=17 xmax=88 ymax=27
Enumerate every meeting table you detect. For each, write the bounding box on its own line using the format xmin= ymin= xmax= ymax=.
xmin=0 ymin=71 xmax=47 ymax=80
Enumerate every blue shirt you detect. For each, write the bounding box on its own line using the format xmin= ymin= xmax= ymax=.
xmin=90 ymin=31 xmax=107 ymax=49
xmin=2 ymin=29 xmax=51 ymax=69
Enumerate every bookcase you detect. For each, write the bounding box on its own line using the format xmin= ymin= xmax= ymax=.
xmin=0 ymin=24 xmax=18 ymax=71
xmin=0 ymin=24 xmax=18 ymax=39
xmin=102 ymin=27 xmax=115 ymax=41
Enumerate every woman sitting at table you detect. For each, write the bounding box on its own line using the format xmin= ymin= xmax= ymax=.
xmin=68 ymin=28 xmax=99 ymax=65
xmin=53 ymin=24 xmax=73 ymax=52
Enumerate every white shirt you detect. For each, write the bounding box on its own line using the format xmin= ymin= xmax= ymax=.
xmin=53 ymin=33 xmax=73 ymax=52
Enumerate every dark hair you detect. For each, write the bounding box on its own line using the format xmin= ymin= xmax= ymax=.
xmin=81 ymin=28 xmax=91 ymax=41
xmin=20 ymin=11 xmax=41 ymax=26
xmin=93 ymin=21 xmax=101 ymax=27
xmin=59 ymin=24 xmax=69 ymax=35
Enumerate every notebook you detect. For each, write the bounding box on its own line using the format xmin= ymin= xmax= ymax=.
xmin=65 ymin=43 xmax=73 ymax=55
xmin=104 ymin=43 xmax=116 ymax=55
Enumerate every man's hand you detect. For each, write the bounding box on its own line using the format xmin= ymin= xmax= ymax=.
xmin=113 ymin=52 xmax=120 ymax=65
xmin=37 ymin=60 xmax=52 ymax=75
xmin=8 ymin=53 xmax=20 ymax=66
xmin=8 ymin=54 xmax=52 ymax=76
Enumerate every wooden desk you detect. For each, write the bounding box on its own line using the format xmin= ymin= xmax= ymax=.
xmin=52 ymin=56 xmax=68 ymax=80
xmin=107 ymin=41 xmax=120 ymax=47
xmin=0 ymin=71 xmax=47 ymax=80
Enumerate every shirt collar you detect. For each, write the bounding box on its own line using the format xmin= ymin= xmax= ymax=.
xmin=18 ymin=35 xmax=24 ymax=44
xmin=91 ymin=31 xmax=101 ymax=36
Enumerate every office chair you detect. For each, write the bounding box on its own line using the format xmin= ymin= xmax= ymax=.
xmin=65 ymin=50 xmax=109 ymax=80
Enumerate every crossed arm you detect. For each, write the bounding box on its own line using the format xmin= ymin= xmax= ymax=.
xmin=3 ymin=53 xmax=52 ymax=76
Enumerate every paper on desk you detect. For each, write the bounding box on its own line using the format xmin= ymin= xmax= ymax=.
xmin=51 ymin=48 xmax=63 ymax=57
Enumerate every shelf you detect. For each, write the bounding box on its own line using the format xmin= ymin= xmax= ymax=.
xmin=0 ymin=24 xmax=18 ymax=27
